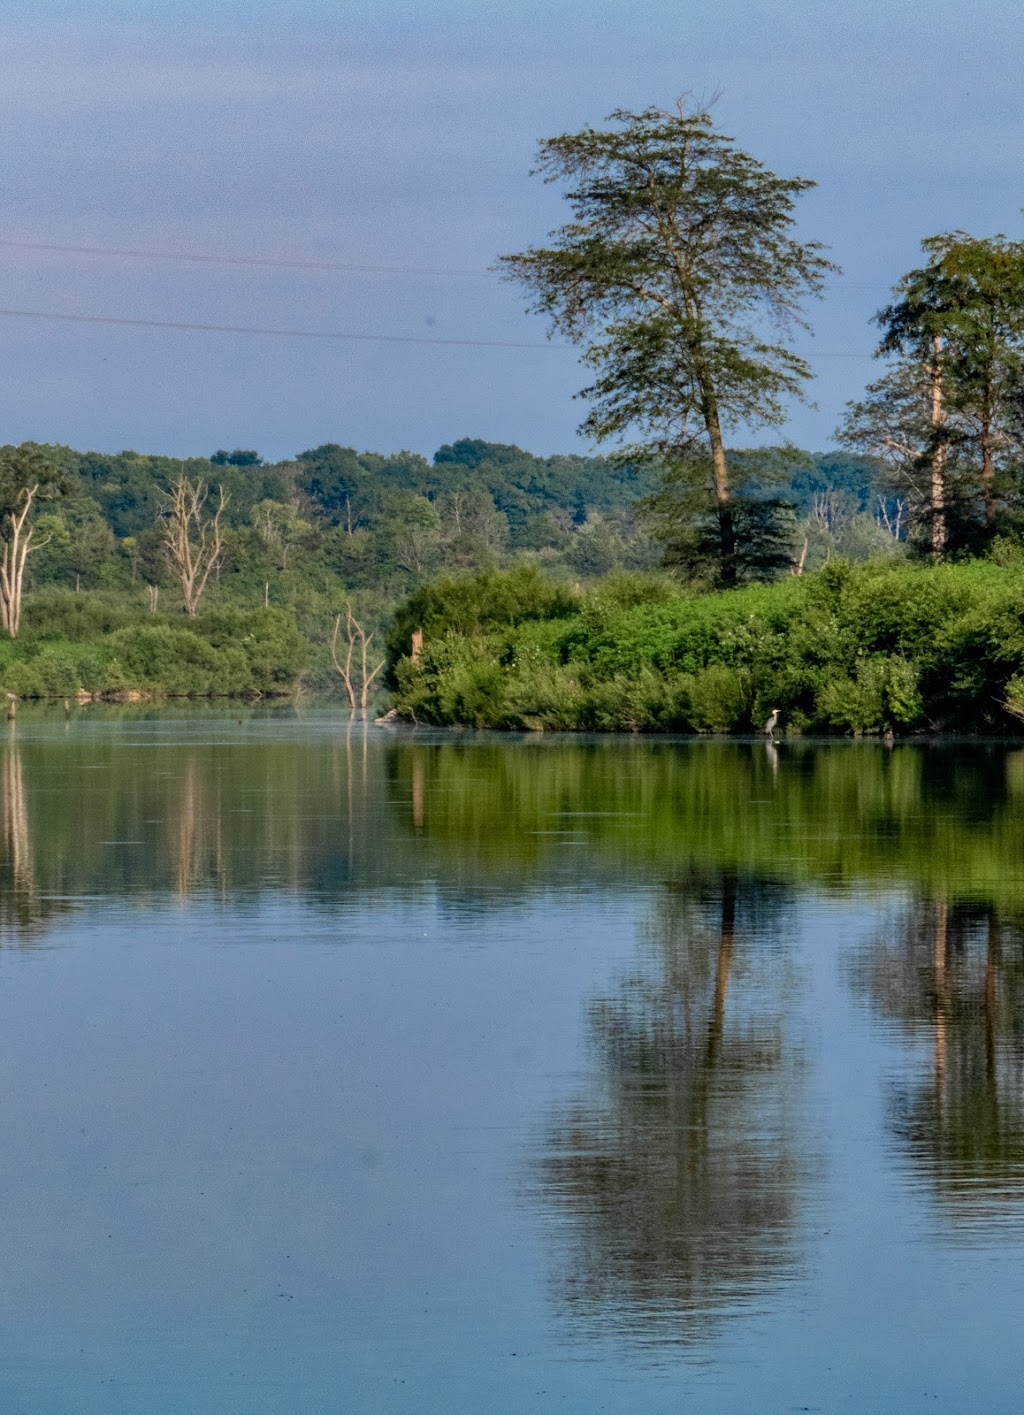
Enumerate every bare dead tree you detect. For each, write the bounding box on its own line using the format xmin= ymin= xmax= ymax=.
xmin=0 ymin=482 xmax=51 ymax=638
xmin=162 ymin=478 xmax=228 ymax=616
xmin=330 ymin=604 xmax=385 ymax=712
xmin=809 ymin=489 xmax=844 ymax=532
xmin=877 ymin=495 xmax=907 ymax=540
xmin=790 ymin=535 xmax=809 ymax=577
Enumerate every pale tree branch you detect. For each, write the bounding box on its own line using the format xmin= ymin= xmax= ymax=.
xmin=162 ymin=478 xmax=229 ymax=616
xmin=331 ymin=603 xmax=386 ymax=713
xmin=0 ymin=483 xmax=40 ymax=638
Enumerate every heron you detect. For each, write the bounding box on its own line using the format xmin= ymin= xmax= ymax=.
xmin=764 ymin=708 xmax=780 ymax=739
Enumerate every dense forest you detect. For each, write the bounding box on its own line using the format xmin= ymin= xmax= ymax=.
xmin=0 ymin=434 xmax=889 ymax=703
xmin=19 ymin=437 xmax=887 ymax=598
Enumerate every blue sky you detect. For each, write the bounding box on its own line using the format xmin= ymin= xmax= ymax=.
xmin=0 ymin=0 xmax=1021 ymax=460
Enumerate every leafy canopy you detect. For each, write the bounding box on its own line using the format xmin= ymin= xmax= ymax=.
xmin=499 ymin=102 xmax=836 ymax=457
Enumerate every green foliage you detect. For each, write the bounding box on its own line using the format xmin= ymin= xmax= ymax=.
xmin=198 ymin=607 xmax=308 ymax=691
xmin=0 ymin=591 xmax=307 ymax=699
xmin=500 ymin=103 xmax=834 ymax=584
xmin=0 ymin=442 xmax=67 ymax=517
xmin=105 ymin=625 xmax=250 ymax=695
xmin=840 ymin=231 xmax=1024 ymax=555
xmin=1004 ymin=673 xmax=1024 ymax=722
xmin=211 ymin=448 xmax=262 ymax=466
xmin=686 ymin=664 xmax=753 ymax=732
xmin=8 ymin=428 xmax=905 ymax=630
xmin=386 ymin=564 xmax=579 ymax=672
xmin=648 ymin=464 xmax=801 ymax=585
xmin=21 ymin=588 xmax=137 ymax=641
xmin=0 ymin=426 xmax=971 ymax=707
xmin=817 ymin=656 xmax=923 ymax=732
xmin=388 ymin=560 xmax=1024 ymax=734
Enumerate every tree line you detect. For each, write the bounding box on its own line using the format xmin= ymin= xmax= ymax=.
xmin=500 ymin=101 xmax=1024 ymax=581
xmin=0 ymin=428 xmax=886 ymax=648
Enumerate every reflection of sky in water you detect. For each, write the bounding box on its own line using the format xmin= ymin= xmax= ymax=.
xmin=0 ymin=714 xmax=1024 ymax=1409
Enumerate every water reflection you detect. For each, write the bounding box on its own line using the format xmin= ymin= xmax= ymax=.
xmin=850 ymin=898 xmax=1024 ymax=1237
xmin=535 ymin=871 xmax=817 ymax=1349
xmin=9 ymin=716 xmax=1024 ymax=1393
xmin=0 ymin=724 xmax=399 ymax=928
xmin=5 ymin=725 xmax=1024 ymax=928
xmin=0 ymin=733 xmax=39 ymax=934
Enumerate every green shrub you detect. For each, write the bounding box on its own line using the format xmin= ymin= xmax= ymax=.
xmin=505 ymin=662 xmax=588 ymax=730
xmin=197 ymin=607 xmax=307 ymax=690
xmin=817 ymin=656 xmax=923 ymax=733
xmin=386 ymin=564 xmax=579 ymax=676
xmin=387 ymin=562 xmax=1001 ymax=734
xmin=106 ymin=625 xmax=252 ymax=696
xmin=1 ymin=661 xmax=45 ymax=696
xmin=687 ymin=664 xmax=752 ymax=732
xmin=21 ymin=588 xmax=136 ymax=642
xmin=32 ymin=643 xmax=109 ymax=696
xmin=1005 ymin=673 xmax=1024 ymax=722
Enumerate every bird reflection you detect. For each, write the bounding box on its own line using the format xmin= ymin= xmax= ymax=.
xmin=765 ymin=737 xmax=779 ymax=779
xmin=534 ymin=870 xmax=816 ymax=1348
xmin=849 ymin=898 xmax=1024 ymax=1236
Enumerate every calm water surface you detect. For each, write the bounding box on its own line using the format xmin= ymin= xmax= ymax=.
xmin=1 ymin=708 xmax=1023 ymax=1411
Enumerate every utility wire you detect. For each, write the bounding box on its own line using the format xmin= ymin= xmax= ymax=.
xmin=0 ymin=304 xmax=875 ymax=356
xmin=0 ymin=238 xmax=488 ymax=278
xmin=0 ymin=306 xmax=566 ymax=349
xmin=0 ymin=239 xmax=899 ymax=290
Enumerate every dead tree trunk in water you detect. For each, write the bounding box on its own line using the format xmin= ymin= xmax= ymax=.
xmin=330 ymin=605 xmax=385 ymax=712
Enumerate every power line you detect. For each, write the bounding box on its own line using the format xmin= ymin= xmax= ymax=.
xmin=0 ymin=239 xmax=902 ymax=290
xmin=0 ymin=306 xmax=566 ymax=349
xmin=0 ymin=238 xmax=489 ymax=278
xmin=0 ymin=303 xmax=876 ymax=356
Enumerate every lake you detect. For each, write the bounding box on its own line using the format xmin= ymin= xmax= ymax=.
xmin=1 ymin=708 xmax=1023 ymax=1412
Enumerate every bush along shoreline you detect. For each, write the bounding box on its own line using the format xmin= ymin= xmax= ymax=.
xmin=384 ymin=562 xmax=1024 ymax=735
xmin=0 ymin=592 xmax=307 ymax=700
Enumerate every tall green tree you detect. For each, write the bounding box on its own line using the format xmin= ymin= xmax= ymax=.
xmin=843 ymin=234 xmax=1024 ymax=555
xmin=499 ymin=102 xmax=834 ymax=586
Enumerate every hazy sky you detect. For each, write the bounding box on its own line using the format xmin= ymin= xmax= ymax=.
xmin=1 ymin=0 xmax=1022 ymax=461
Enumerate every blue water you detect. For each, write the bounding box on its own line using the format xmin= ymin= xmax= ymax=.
xmin=0 ymin=713 xmax=1021 ymax=1411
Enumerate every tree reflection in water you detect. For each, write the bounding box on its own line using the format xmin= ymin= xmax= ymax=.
xmin=0 ymin=732 xmax=74 ymax=943
xmin=0 ymin=732 xmax=38 ymax=935
xmin=534 ymin=870 xmax=818 ymax=1349
xmin=850 ymin=898 xmax=1024 ymax=1238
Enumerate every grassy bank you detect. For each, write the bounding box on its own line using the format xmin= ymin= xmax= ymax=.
xmin=387 ymin=559 xmax=1024 ymax=734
